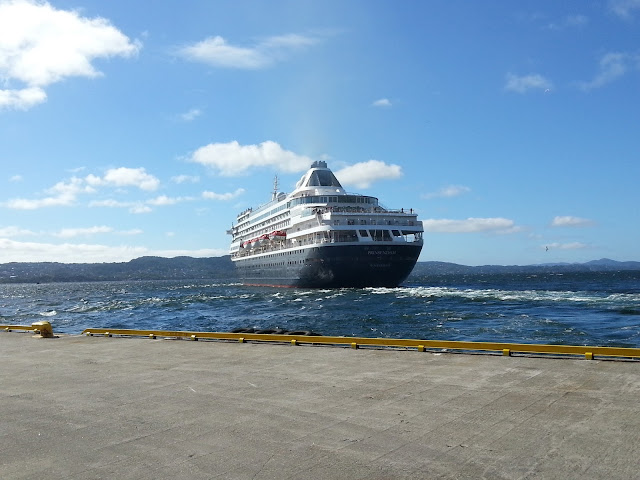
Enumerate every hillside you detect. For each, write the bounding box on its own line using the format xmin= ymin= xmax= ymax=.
xmin=1 ymin=256 xmax=638 ymax=284
xmin=0 ymin=256 xmax=236 ymax=284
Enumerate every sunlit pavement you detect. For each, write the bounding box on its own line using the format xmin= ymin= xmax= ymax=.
xmin=2 ymin=332 xmax=639 ymax=479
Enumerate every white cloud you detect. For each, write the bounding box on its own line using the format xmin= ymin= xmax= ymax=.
xmin=180 ymin=108 xmax=202 ymax=122
xmin=423 ymin=217 xmax=520 ymax=233
xmin=577 ymin=52 xmax=637 ymax=91
xmin=335 ymin=160 xmax=402 ymax=189
xmin=505 ymin=73 xmax=553 ymax=93
xmin=5 ymin=196 xmax=64 ymax=209
xmin=372 ymin=98 xmax=392 ymax=107
xmin=551 ymin=215 xmax=594 ymax=227
xmin=86 ymin=167 xmax=160 ymax=191
xmin=544 ymin=242 xmax=588 ymax=250
xmin=0 ymin=87 xmax=47 ymax=110
xmin=0 ymin=225 xmax=35 ymax=236
xmin=89 ymin=197 xmax=174 ymax=212
xmin=4 ymin=176 xmax=93 ymax=209
xmin=610 ymin=0 xmax=640 ymax=18
xmin=171 ymin=174 xmax=200 ymax=184
xmin=0 ymin=237 xmax=227 ymax=263
xmin=53 ymin=226 xmax=113 ymax=238
xmin=177 ymin=33 xmax=318 ymax=69
xmin=129 ymin=204 xmax=152 ymax=214
xmin=0 ymin=238 xmax=145 ymax=263
xmin=189 ymin=140 xmax=312 ymax=176
xmin=0 ymin=0 xmax=140 ymax=111
xmin=422 ymin=185 xmax=470 ymax=199
xmin=146 ymin=195 xmax=192 ymax=206
xmin=9 ymin=174 xmax=23 ymax=182
xmin=51 ymin=226 xmax=142 ymax=238
xmin=202 ymin=188 xmax=245 ymax=201
xmin=89 ymin=198 xmax=153 ymax=214
xmin=4 ymin=167 xmax=164 ymax=213
xmin=89 ymin=199 xmax=129 ymax=208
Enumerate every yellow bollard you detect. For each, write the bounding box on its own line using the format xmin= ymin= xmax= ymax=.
xmin=585 ymin=352 xmax=594 ymax=360
xmin=31 ymin=321 xmax=54 ymax=338
xmin=291 ymin=339 xmax=297 ymax=345
xmin=191 ymin=335 xmax=198 ymax=341
xmin=351 ymin=342 xmax=358 ymax=349
xmin=149 ymin=334 xmax=156 ymax=339
xmin=503 ymin=349 xmax=511 ymax=356
xmin=238 ymin=337 xmax=245 ymax=343
xmin=418 ymin=345 xmax=425 ymax=352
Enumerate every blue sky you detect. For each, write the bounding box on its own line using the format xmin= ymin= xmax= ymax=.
xmin=1 ymin=0 xmax=639 ymax=266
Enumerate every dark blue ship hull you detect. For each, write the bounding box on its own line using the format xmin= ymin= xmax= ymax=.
xmin=234 ymin=243 xmax=422 ymax=288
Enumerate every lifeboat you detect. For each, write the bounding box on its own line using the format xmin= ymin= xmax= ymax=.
xmin=252 ymin=234 xmax=268 ymax=247
xmin=269 ymin=230 xmax=287 ymax=240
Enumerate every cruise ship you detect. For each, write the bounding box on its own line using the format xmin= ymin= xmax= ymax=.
xmin=227 ymin=161 xmax=423 ymax=288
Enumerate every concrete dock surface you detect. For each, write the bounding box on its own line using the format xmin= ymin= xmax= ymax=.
xmin=1 ymin=332 xmax=639 ymax=480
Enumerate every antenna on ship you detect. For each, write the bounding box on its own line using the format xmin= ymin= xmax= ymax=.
xmin=271 ymin=175 xmax=279 ymax=201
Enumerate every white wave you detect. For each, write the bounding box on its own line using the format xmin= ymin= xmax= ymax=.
xmin=39 ymin=310 xmax=57 ymax=317
xmin=398 ymin=286 xmax=640 ymax=305
xmin=366 ymin=287 xmax=399 ymax=295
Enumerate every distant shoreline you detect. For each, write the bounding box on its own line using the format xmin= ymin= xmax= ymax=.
xmin=1 ymin=256 xmax=639 ymax=285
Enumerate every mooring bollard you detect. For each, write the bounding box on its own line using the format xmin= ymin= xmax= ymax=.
xmin=31 ymin=321 xmax=54 ymax=338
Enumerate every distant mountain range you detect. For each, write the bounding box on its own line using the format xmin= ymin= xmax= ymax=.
xmin=0 ymin=256 xmax=638 ymax=284
xmin=410 ymin=258 xmax=640 ymax=276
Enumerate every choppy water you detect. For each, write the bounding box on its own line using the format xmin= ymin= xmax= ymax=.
xmin=1 ymin=270 xmax=640 ymax=347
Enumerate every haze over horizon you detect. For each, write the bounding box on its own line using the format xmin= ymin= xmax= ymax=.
xmin=1 ymin=0 xmax=639 ymax=266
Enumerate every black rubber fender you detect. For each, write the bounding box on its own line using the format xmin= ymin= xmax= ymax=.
xmin=231 ymin=327 xmax=256 ymax=333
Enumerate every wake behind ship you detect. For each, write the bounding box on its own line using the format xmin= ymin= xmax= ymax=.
xmin=227 ymin=161 xmax=423 ymax=288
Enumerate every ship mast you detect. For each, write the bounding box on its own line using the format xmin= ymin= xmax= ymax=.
xmin=271 ymin=175 xmax=279 ymax=201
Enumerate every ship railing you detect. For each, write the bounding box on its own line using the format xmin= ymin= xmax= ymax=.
xmin=312 ymin=206 xmax=417 ymax=216
xmin=234 ymin=241 xmax=289 ymax=258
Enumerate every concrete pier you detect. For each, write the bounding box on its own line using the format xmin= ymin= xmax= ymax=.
xmin=1 ymin=332 xmax=639 ymax=479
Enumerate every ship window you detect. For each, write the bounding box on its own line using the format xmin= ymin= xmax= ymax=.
xmin=392 ymin=230 xmax=401 ymax=236
xmin=335 ymin=230 xmax=358 ymax=242
xmin=359 ymin=230 xmax=369 ymax=237
xmin=369 ymin=229 xmax=392 ymax=241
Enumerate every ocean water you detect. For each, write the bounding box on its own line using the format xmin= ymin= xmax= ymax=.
xmin=1 ymin=270 xmax=640 ymax=348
